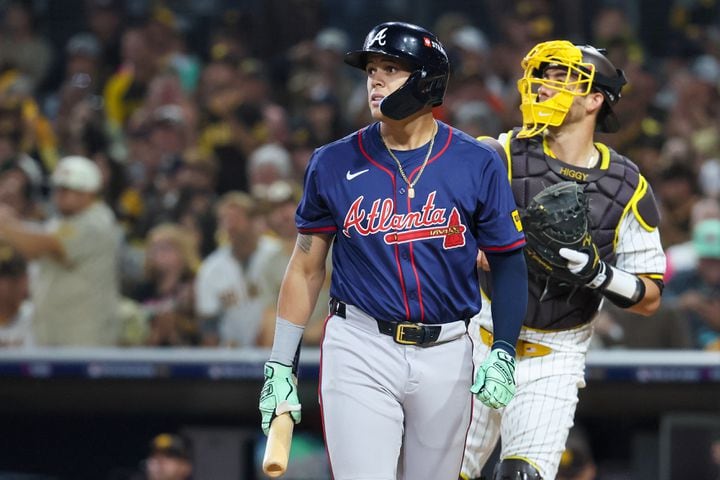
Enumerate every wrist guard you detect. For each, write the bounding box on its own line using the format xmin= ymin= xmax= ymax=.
xmin=588 ymin=262 xmax=646 ymax=308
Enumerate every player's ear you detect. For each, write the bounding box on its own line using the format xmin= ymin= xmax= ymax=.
xmin=586 ymin=91 xmax=605 ymax=116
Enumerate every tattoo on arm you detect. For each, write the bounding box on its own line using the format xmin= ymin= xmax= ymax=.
xmin=297 ymin=234 xmax=313 ymax=253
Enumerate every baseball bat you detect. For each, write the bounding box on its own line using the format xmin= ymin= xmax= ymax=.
xmin=262 ymin=413 xmax=294 ymax=477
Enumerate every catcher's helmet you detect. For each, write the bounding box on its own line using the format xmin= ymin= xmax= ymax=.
xmin=345 ymin=22 xmax=449 ymax=120
xmin=516 ymin=40 xmax=627 ymax=138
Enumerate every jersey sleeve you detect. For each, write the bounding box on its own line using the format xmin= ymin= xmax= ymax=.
xmin=474 ymin=148 xmax=526 ymax=252
xmin=296 ymin=150 xmax=338 ymax=234
xmin=615 ymin=211 xmax=666 ymax=279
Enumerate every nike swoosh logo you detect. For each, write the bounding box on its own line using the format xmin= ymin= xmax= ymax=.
xmin=346 ymin=169 xmax=369 ymax=180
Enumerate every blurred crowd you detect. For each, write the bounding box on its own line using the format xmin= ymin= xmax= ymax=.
xmin=0 ymin=0 xmax=718 ymax=350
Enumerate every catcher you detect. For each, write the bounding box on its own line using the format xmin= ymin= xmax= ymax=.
xmin=461 ymin=41 xmax=666 ymax=480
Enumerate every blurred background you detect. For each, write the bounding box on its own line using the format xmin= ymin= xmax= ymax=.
xmin=0 ymin=0 xmax=718 ymax=479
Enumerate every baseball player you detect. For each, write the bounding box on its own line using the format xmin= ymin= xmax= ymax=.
xmin=461 ymin=41 xmax=667 ymax=480
xmin=259 ymin=22 xmax=528 ymax=480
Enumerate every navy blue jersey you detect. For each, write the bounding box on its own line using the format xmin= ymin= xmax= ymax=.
xmin=297 ymin=121 xmax=525 ymax=324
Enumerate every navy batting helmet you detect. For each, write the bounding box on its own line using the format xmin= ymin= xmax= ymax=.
xmin=345 ymin=22 xmax=450 ymax=120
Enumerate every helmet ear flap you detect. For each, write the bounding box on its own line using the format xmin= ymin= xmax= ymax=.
xmin=380 ymin=69 xmax=449 ymax=119
xmin=415 ymin=69 xmax=448 ymax=106
xmin=380 ymin=70 xmax=428 ymax=120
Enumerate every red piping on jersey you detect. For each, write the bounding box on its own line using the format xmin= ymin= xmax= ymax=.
xmin=357 ymin=126 xmax=395 ymax=178
xmin=358 ymin=127 xmax=411 ymax=320
xmin=405 ymin=191 xmax=426 ymax=322
xmin=392 ymin=246 xmax=410 ymax=320
xmin=404 ymin=127 xmax=453 ymax=322
xmin=298 ymin=226 xmax=337 ymax=234
xmin=461 ymin=334 xmax=478 ymax=476
xmin=482 ymin=238 xmax=527 ymax=252
xmin=408 ymin=124 xmax=453 ymax=177
xmin=318 ymin=313 xmax=334 ymax=479
xmin=407 ymin=240 xmax=425 ymax=322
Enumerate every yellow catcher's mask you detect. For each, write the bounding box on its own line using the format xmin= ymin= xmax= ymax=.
xmin=516 ymin=40 xmax=597 ymax=138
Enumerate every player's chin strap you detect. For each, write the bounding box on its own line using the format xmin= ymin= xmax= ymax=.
xmin=560 ymin=248 xmax=645 ymax=308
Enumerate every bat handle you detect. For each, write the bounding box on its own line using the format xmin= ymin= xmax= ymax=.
xmin=262 ymin=413 xmax=294 ymax=477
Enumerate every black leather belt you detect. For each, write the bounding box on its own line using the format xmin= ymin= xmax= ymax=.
xmin=329 ymin=298 xmax=442 ymax=346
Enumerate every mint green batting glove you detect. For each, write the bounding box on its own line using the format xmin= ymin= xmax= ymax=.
xmin=471 ymin=349 xmax=516 ymax=409
xmin=259 ymin=361 xmax=302 ymax=435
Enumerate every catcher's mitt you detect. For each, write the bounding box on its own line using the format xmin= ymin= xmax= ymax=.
xmin=521 ymin=181 xmax=599 ymax=284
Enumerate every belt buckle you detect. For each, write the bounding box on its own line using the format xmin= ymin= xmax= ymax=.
xmin=395 ymin=323 xmax=422 ymax=345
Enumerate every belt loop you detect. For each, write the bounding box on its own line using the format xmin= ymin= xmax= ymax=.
xmin=329 ymin=298 xmax=346 ymax=318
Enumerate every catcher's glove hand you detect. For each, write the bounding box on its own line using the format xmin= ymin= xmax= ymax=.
xmin=521 ymin=181 xmax=601 ymax=285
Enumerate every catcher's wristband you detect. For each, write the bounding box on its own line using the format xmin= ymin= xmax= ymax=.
xmin=269 ymin=317 xmax=305 ymax=367
xmin=588 ymin=262 xmax=646 ymax=308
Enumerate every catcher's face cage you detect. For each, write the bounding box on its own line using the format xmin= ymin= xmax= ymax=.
xmin=516 ymin=41 xmax=595 ymax=138
xmin=344 ymin=22 xmax=450 ymax=120
xmin=516 ymin=40 xmax=626 ymax=138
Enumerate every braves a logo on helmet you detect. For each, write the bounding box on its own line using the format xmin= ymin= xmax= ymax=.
xmin=366 ymin=27 xmax=388 ymax=48
xmin=342 ymin=191 xmax=467 ymax=249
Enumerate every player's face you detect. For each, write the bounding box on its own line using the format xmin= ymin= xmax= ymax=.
xmin=146 ymin=236 xmax=184 ymax=273
xmin=267 ymin=201 xmax=297 ymax=240
xmin=145 ymin=453 xmax=192 ymax=480
xmin=536 ymin=67 xmax=580 ymax=100
xmin=365 ymin=54 xmax=412 ymax=119
xmin=217 ymin=203 xmax=253 ymax=240
xmin=537 ymin=67 xmax=599 ymax=126
xmin=52 ymin=187 xmax=95 ymax=216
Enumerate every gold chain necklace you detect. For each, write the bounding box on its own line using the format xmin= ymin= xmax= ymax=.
xmin=381 ymin=123 xmax=437 ymax=199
